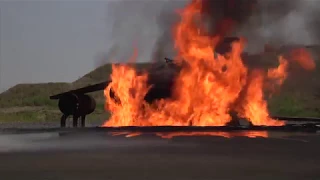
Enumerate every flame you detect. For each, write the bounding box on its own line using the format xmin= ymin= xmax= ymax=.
xmin=267 ymin=56 xmax=289 ymax=87
xmin=110 ymin=131 xmax=268 ymax=139
xmin=103 ymin=0 xmax=314 ymax=127
xmin=156 ymin=131 xmax=268 ymax=139
xmin=104 ymin=63 xmax=151 ymax=126
xmin=288 ymin=48 xmax=315 ymax=70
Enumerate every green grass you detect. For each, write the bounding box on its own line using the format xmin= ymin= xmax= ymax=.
xmin=0 ymin=63 xmax=153 ymax=122
xmin=0 ymin=109 xmax=59 ymax=122
xmin=0 ymin=82 xmax=71 ymax=108
xmin=0 ymin=101 xmax=108 ymax=123
xmin=268 ymin=94 xmax=320 ymax=117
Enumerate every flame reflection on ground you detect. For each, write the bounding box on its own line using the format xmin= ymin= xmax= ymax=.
xmin=109 ymin=131 xmax=269 ymax=139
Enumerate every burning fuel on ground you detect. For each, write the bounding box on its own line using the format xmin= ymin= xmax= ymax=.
xmin=109 ymin=131 xmax=269 ymax=139
xmin=102 ymin=0 xmax=315 ymax=128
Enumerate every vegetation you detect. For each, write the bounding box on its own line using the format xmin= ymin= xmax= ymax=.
xmin=0 ymin=46 xmax=320 ymax=123
xmin=0 ymin=62 xmax=153 ymax=123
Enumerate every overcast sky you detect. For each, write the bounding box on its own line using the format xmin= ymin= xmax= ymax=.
xmin=0 ymin=0 xmax=319 ymax=92
xmin=0 ymin=1 xmax=113 ymax=92
xmin=0 ymin=0 xmax=187 ymax=92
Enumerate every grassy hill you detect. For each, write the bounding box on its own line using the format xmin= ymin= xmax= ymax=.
xmin=0 ymin=62 xmax=153 ymax=123
xmin=0 ymin=46 xmax=320 ymax=123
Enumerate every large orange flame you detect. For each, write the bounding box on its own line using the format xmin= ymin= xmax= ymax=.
xmin=103 ymin=0 xmax=314 ymax=128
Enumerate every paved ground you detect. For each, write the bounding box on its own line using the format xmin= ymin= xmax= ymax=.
xmin=0 ymin=129 xmax=319 ymax=180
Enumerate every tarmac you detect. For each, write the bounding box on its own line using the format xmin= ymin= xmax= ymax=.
xmin=0 ymin=128 xmax=319 ymax=180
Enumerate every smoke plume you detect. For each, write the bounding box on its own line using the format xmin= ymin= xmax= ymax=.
xmin=94 ymin=0 xmax=186 ymax=67
xmin=236 ymin=0 xmax=320 ymax=52
xmin=95 ymin=0 xmax=320 ymax=67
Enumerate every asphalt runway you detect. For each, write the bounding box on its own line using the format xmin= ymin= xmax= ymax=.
xmin=0 ymin=129 xmax=319 ymax=180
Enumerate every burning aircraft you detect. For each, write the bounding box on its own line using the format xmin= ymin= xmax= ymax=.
xmin=50 ymin=0 xmax=316 ymax=129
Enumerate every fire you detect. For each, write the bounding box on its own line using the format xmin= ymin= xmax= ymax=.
xmin=103 ymin=0 xmax=315 ymax=128
xmin=156 ymin=131 xmax=268 ymax=139
xmin=236 ymin=69 xmax=283 ymax=126
xmin=267 ymin=56 xmax=289 ymax=91
xmin=288 ymin=48 xmax=315 ymax=71
xmin=109 ymin=131 xmax=268 ymax=139
xmin=104 ymin=63 xmax=151 ymax=126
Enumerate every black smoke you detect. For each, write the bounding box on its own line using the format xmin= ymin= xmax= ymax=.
xmin=95 ymin=0 xmax=320 ymax=67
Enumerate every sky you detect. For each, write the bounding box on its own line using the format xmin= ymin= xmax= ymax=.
xmin=0 ymin=0 xmax=187 ymax=92
xmin=0 ymin=0 xmax=319 ymax=92
xmin=0 ymin=1 xmax=112 ymax=92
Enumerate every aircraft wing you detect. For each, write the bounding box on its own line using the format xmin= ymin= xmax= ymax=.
xmin=49 ymin=80 xmax=111 ymax=100
xmin=50 ymin=57 xmax=176 ymax=100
